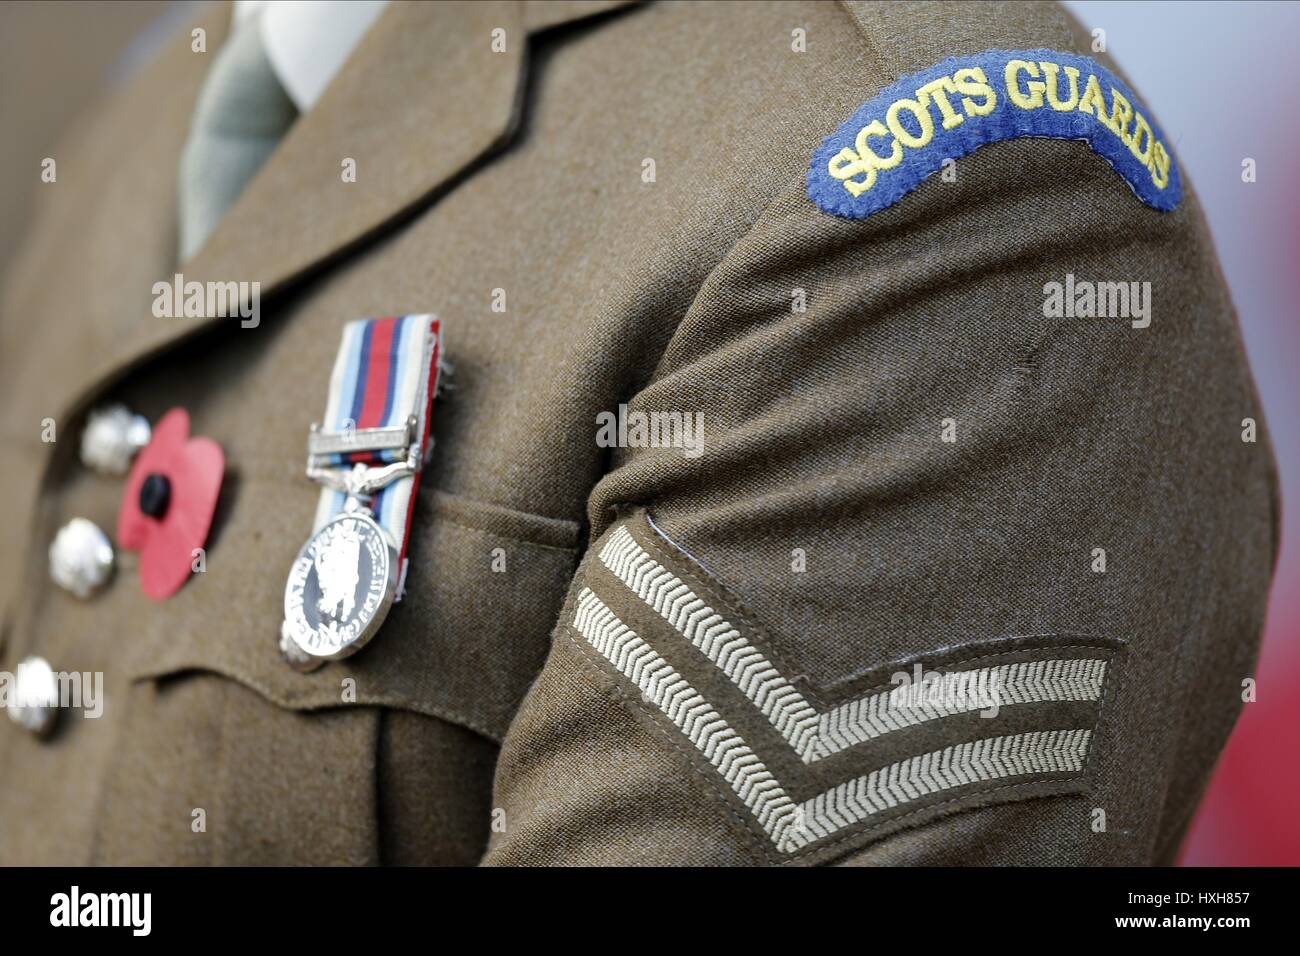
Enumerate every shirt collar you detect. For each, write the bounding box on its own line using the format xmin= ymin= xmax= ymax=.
xmin=234 ymin=0 xmax=390 ymax=112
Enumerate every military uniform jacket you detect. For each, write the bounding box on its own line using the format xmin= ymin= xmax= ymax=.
xmin=0 ymin=0 xmax=1278 ymax=865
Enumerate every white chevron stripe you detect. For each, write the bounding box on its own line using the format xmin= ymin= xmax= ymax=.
xmin=572 ymin=588 xmax=1093 ymax=854
xmin=572 ymin=589 xmax=798 ymax=840
xmin=600 ymin=526 xmax=822 ymax=762
xmin=817 ymin=658 xmax=1106 ymax=758
xmin=792 ymin=728 xmax=1091 ymax=850
xmin=599 ymin=523 xmax=1107 ymax=764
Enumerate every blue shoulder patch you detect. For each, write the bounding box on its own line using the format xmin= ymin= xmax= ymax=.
xmin=808 ymin=49 xmax=1181 ymax=219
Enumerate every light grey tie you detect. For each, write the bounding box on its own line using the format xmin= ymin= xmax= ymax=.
xmin=177 ymin=18 xmax=297 ymax=262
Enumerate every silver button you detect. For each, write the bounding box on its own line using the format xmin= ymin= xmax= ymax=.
xmin=49 ymin=517 xmax=114 ymax=598
xmin=80 ymin=404 xmax=150 ymax=476
xmin=7 ymin=656 xmax=59 ymax=736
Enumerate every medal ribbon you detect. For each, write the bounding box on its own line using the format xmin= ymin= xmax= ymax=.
xmin=312 ymin=314 xmax=441 ymax=583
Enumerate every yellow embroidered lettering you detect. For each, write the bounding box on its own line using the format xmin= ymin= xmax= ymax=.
xmin=1005 ymin=59 xmax=1045 ymax=109
xmin=809 ymin=53 xmax=1179 ymax=217
xmin=886 ymin=96 xmax=935 ymax=149
xmin=1109 ymin=88 xmax=1134 ymax=145
xmin=858 ymin=121 xmax=904 ymax=171
xmin=827 ymin=147 xmax=871 ymax=194
xmin=1127 ymin=111 xmax=1154 ymax=166
xmin=953 ymin=67 xmax=997 ymax=117
xmin=917 ymin=76 xmax=965 ymax=130
xmin=1041 ymin=62 xmax=1081 ymax=111
xmin=1078 ymin=73 xmax=1109 ymax=120
xmin=1150 ymin=141 xmax=1171 ymax=189
xmin=827 ymin=120 xmax=901 ymax=197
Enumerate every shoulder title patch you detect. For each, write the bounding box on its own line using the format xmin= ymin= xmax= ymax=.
xmin=808 ymin=49 xmax=1181 ymax=219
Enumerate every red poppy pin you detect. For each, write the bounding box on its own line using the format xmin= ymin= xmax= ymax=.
xmin=117 ymin=408 xmax=224 ymax=601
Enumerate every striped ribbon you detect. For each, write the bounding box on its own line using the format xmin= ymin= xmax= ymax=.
xmin=311 ymin=314 xmax=441 ymax=584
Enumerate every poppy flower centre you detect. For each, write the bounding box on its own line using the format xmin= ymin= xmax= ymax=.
xmin=138 ymin=473 xmax=171 ymax=519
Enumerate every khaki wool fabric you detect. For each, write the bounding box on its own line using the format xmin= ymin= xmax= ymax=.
xmin=0 ymin=1 xmax=1277 ymax=866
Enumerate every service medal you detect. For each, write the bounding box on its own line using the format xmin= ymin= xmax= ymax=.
xmin=280 ymin=314 xmax=442 ymax=668
xmin=283 ymin=509 xmax=398 ymax=661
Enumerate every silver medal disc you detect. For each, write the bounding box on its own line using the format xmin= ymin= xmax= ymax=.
xmin=282 ymin=510 xmax=398 ymax=661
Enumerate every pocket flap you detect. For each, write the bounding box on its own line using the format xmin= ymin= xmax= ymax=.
xmin=128 ymin=480 xmax=581 ymax=742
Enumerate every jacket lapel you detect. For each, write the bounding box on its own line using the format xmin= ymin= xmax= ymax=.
xmin=57 ymin=0 xmax=636 ymax=423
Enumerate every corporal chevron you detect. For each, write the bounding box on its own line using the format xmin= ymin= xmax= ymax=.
xmin=572 ymin=588 xmax=1095 ymax=854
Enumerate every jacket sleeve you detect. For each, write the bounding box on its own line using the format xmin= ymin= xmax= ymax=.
xmin=480 ymin=125 xmax=1276 ymax=866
